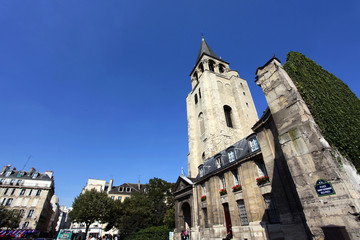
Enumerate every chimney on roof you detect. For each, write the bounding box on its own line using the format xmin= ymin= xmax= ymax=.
xmin=29 ymin=167 xmax=36 ymax=176
xmin=45 ymin=170 xmax=53 ymax=179
xmin=108 ymin=179 xmax=113 ymax=193
xmin=138 ymin=180 xmax=141 ymax=190
xmin=1 ymin=165 xmax=10 ymax=175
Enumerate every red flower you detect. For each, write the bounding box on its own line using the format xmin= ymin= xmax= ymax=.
xmin=219 ymin=189 xmax=227 ymax=195
xmin=232 ymin=185 xmax=242 ymax=192
xmin=256 ymin=176 xmax=270 ymax=185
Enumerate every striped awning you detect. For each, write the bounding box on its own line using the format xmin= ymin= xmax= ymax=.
xmin=0 ymin=229 xmax=37 ymax=237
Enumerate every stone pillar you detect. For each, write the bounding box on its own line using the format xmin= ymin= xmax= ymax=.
xmin=256 ymin=57 xmax=360 ymax=239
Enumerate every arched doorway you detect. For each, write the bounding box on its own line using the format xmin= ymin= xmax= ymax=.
xmin=181 ymin=202 xmax=192 ymax=230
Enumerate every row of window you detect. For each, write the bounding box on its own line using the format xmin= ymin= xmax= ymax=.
xmin=110 ymin=196 xmax=129 ymax=201
xmin=198 ymin=138 xmax=260 ymax=177
xmin=0 ymin=179 xmax=22 ymax=185
xmin=201 ymin=160 xmax=267 ymax=195
xmin=1 ymin=200 xmax=35 ymax=218
xmin=2 ymin=188 xmax=42 ymax=197
xmin=117 ymin=186 xmax=131 ymax=193
xmin=2 ymin=171 xmax=39 ymax=179
xmin=202 ymin=193 xmax=279 ymax=227
xmin=193 ymin=61 xmax=226 ymax=81
xmin=198 ymin=105 xmax=234 ymax=137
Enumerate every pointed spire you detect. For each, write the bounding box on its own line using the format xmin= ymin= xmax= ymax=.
xmin=195 ymin=35 xmax=219 ymax=65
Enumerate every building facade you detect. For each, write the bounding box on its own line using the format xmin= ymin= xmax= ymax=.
xmin=56 ymin=206 xmax=72 ymax=233
xmin=174 ymin=39 xmax=360 ymax=240
xmin=0 ymin=165 xmax=59 ymax=236
xmin=108 ymin=182 xmax=146 ymax=202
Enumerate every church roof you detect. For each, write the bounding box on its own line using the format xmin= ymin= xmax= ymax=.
xmin=195 ymin=36 xmax=219 ymax=64
xmin=190 ymin=36 xmax=228 ymax=75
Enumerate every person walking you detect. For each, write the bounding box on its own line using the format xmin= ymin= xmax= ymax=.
xmin=223 ymin=231 xmax=232 ymax=240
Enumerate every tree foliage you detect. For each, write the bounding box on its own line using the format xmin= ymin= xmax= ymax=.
xmin=107 ymin=178 xmax=175 ymax=235
xmin=69 ymin=189 xmax=113 ymax=237
xmin=0 ymin=206 xmax=22 ymax=229
xmin=283 ymin=52 xmax=360 ymax=171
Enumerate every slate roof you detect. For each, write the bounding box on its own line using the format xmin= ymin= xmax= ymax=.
xmin=190 ymin=36 xmax=229 ymax=75
xmin=194 ymin=133 xmax=261 ymax=182
xmin=0 ymin=167 xmax=52 ymax=181
xmin=195 ymin=36 xmax=219 ymax=64
xmin=108 ymin=182 xmax=146 ymax=194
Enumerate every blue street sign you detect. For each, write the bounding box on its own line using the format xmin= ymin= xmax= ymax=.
xmin=314 ymin=179 xmax=336 ymax=197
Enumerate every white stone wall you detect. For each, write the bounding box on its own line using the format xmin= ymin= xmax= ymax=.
xmin=187 ymin=55 xmax=258 ymax=178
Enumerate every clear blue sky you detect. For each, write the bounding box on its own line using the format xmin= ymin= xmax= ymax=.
xmin=0 ymin=0 xmax=359 ymax=207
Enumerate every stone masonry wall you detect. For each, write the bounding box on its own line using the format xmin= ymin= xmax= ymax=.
xmin=256 ymin=58 xmax=360 ymax=239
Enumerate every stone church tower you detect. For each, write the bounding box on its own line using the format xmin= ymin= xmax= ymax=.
xmin=186 ymin=37 xmax=258 ymax=178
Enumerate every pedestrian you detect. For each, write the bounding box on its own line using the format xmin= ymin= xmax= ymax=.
xmin=222 ymin=231 xmax=232 ymax=240
xmin=180 ymin=231 xmax=186 ymax=240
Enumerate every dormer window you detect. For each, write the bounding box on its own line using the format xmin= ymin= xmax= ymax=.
xmin=118 ymin=187 xmax=124 ymax=192
xmin=215 ymin=156 xmax=222 ymax=168
xmin=32 ymin=172 xmax=39 ymax=179
xmin=17 ymin=171 xmax=25 ymax=177
xmin=249 ymin=138 xmax=260 ymax=152
xmin=126 ymin=187 xmax=131 ymax=193
xmin=5 ymin=171 xmax=12 ymax=177
xmin=198 ymin=165 xmax=204 ymax=177
xmin=228 ymin=150 xmax=235 ymax=163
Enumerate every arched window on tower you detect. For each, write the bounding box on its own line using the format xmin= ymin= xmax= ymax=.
xmin=219 ymin=64 xmax=225 ymax=73
xmin=199 ymin=62 xmax=204 ymax=73
xmin=195 ymin=94 xmax=198 ymax=104
xmin=208 ymin=60 xmax=215 ymax=72
xmin=224 ymin=105 xmax=233 ymax=128
xmin=199 ymin=113 xmax=205 ymax=136
xmin=199 ymin=88 xmax=201 ymax=99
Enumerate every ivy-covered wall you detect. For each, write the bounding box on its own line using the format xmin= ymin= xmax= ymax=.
xmin=283 ymin=52 xmax=360 ymax=171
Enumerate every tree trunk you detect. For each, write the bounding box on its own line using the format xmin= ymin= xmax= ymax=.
xmin=85 ymin=223 xmax=90 ymax=240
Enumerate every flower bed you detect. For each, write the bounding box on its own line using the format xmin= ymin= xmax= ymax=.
xmin=219 ymin=189 xmax=227 ymax=196
xmin=201 ymin=195 xmax=206 ymax=201
xmin=256 ymin=176 xmax=270 ymax=185
xmin=232 ymin=184 xmax=242 ymax=192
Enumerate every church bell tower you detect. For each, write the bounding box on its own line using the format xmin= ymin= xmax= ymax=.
xmin=186 ymin=37 xmax=259 ymax=177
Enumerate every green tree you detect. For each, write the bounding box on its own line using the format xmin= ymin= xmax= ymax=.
xmin=109 ymin=178 xmax=175 ymax=235
xmin=0 ymin=206 xmax=22 ymax=229
xmin=146 ymin=178 xmax=174 ymax=227
xmin=69 ymin=189 xmax=113 ymax=238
